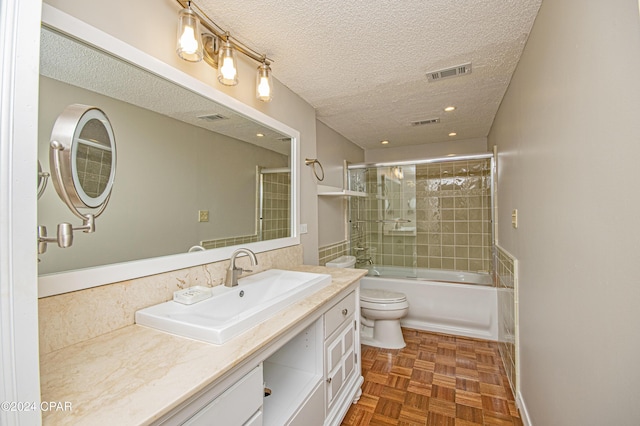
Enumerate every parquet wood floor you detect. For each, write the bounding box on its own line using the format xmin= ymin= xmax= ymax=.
xmin=341 ymin=328 xmax=522 ymax=426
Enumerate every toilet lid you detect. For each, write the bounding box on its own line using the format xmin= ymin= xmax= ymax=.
xmin=360 ymin=288 xmax=407 ymax=303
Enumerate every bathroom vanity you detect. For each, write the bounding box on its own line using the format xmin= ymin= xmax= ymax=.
xmin=157 ymin=287 xmax=361 ymax=426
xmin=39 ymin=266 xmax=366 ymax=425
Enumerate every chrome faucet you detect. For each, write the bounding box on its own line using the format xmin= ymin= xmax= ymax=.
xmin=225 ymin=248 xmax=258 ymax=287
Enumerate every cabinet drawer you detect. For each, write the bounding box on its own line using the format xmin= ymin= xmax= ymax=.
xmin=183 ymin=364 xmax=263 ymax=425
xmin=324 ymin=291 xmax=356 ymax=338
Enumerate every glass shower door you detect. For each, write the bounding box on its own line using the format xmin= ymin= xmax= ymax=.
xmin=348 ymin=165 xmax=417 ymax=276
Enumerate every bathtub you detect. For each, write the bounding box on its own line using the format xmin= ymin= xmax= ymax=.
xmin=359 ymin=267 xmax=498 ymax=341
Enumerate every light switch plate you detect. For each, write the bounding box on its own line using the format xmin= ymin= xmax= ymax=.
xmin=198 ymin=210 xmax=209 ymax=222
xmin=300 ymin=223 xmax=308 ymax=234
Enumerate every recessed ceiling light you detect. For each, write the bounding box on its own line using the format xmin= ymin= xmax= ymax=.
xmin=381 ymin=140 xmax=389 ymax=145
xmin=444 ymin=106 xmax=456 ymax=112
xmin=449 ymin=132 xmax=457 ymax=137
xmin=256 ymin=133 xmax=264 ymax=137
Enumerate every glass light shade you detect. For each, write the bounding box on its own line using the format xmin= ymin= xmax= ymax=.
xmin=176 ymin=7 xmax=203 ymax=62
xmin=217 ymin=40 xmax=238 ymax=86
xmin=256 ymin=63 xmax=273 ymax=102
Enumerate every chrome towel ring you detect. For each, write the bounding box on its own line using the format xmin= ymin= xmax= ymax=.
xmin=305 ymin=158 xmax=325 ymax=181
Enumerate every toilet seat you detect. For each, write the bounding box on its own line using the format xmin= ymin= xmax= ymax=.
xmin=360 ymin=288 xmax=407 ymax=304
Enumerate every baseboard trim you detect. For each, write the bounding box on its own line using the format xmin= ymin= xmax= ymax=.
xmin=517 ymin=390 xmax=532 ymax=426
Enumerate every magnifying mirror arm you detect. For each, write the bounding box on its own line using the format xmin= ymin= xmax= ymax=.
xmin=37 ymin=214 xmax=96 ymax=254
xmin=37 ymin=171 xmax=50 ymax=200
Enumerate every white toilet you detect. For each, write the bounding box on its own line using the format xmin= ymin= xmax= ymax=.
xmin=359 ymin=289 xmax=409 ymax=349
xmin=325 ymin=256 xmax=409 ymax=350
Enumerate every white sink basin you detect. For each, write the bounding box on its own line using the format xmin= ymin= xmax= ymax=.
xmin=135 ymin=269 xmax=332 ymax=344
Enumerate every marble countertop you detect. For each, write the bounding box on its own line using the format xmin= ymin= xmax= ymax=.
xmin=39 ymin=266 xmax=366 ymax=425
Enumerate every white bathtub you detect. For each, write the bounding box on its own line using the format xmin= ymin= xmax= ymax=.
xmin=360 ymin=267 xmax=498 ymax=341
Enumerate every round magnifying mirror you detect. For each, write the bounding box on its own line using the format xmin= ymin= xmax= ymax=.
xmin=50 ymin=104 xmax=116 ymax=214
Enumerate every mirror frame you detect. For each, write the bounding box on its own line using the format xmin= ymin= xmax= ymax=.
xmin=38 ymin=4 xmax=300 ymax=298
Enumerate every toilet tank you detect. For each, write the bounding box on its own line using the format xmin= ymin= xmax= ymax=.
xmin=325 ymin=255 xmax=356 ymax=268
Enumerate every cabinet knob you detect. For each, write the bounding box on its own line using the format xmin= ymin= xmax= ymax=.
xmin=327 ymin=377 xmax=332 ymax=383
xmin=342 ymin=308 xmax=348 ymax=316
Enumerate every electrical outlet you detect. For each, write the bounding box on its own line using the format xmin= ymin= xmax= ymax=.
xmin=198 ymin=210 xmax=209 ymax=222
xmin=512 ymin=209 xmax=518 ymax=229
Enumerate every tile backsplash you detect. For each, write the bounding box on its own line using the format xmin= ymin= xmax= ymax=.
xmin=38 ymin=245 xmax=303 ymax=356
xmin=318 ymin=240 xmax=349 ymax=266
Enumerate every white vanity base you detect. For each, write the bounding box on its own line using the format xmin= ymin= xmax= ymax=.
xmin=154 ymin=283 xmax=362 ymax=426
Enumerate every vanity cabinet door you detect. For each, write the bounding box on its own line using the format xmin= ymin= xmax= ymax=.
xmin=325 ymin=317 xmax=356 ymax=411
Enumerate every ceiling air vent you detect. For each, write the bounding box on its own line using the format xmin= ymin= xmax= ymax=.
xmin=411 ymin=118 xmax=440 ymax=126
xmin=197 ymin=113 xmax=228 ymax=121
xmin=426 ymin=63 xmax=472 ymax=82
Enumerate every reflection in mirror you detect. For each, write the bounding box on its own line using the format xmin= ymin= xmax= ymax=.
xmin=76 ymin=117 xmax=113 ymax=199
xmin=38 ymin=26 xmax=293 ymax=276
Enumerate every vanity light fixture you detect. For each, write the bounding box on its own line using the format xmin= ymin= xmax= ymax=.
xmin=175 ymin=0 xmax=274 ymax=101
xmin=217 ymin=34 xmax=238 ymax=86
xmin=256 ymin=60 xmax=273 ymax=102
xmin=176 ymin=3 xmax=203 ymax=61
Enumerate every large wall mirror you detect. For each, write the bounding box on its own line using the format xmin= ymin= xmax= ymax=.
xmin=38 ymin=6 xmax=299 ymax=297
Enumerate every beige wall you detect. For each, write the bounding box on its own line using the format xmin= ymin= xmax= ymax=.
xmin=316 ymin=120 xmax=364 ymax=247
xmin=44 ymin=0 xmax=320 ymax=264
xmin=488 ymin=0 xmax=640 ymax=424
xmin=365 ymin=137 xmax=487 ymax=163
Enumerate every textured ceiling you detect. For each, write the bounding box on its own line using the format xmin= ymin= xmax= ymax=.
xmin=197 ymin=0 xmax=542 ymax=149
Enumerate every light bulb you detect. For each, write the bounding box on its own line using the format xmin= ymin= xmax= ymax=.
xmin=179 ymin=26 xmax=198 ymax=55
xmin=258 ymin=76 xmax=271 ymax=97
xmin=220 ymin=56 xmax=237 ymax=79
xmin=176 ymin=7 xmax=203 ymax=62
xmin=217 ymin=39 xmax=238 ymax=86
xmin=256 ymin=62 xmax=273 ymax=102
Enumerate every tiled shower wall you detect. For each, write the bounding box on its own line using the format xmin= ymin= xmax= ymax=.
xmin=496 ymin=244 xmax=518 ymax=394
xmin=261 ymin=172 xmax=291 ymax=241
xmin=415 ymin=160 xmax=492 ymax=271
xmin=349 ymin=159 xmax=492 ymax=273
